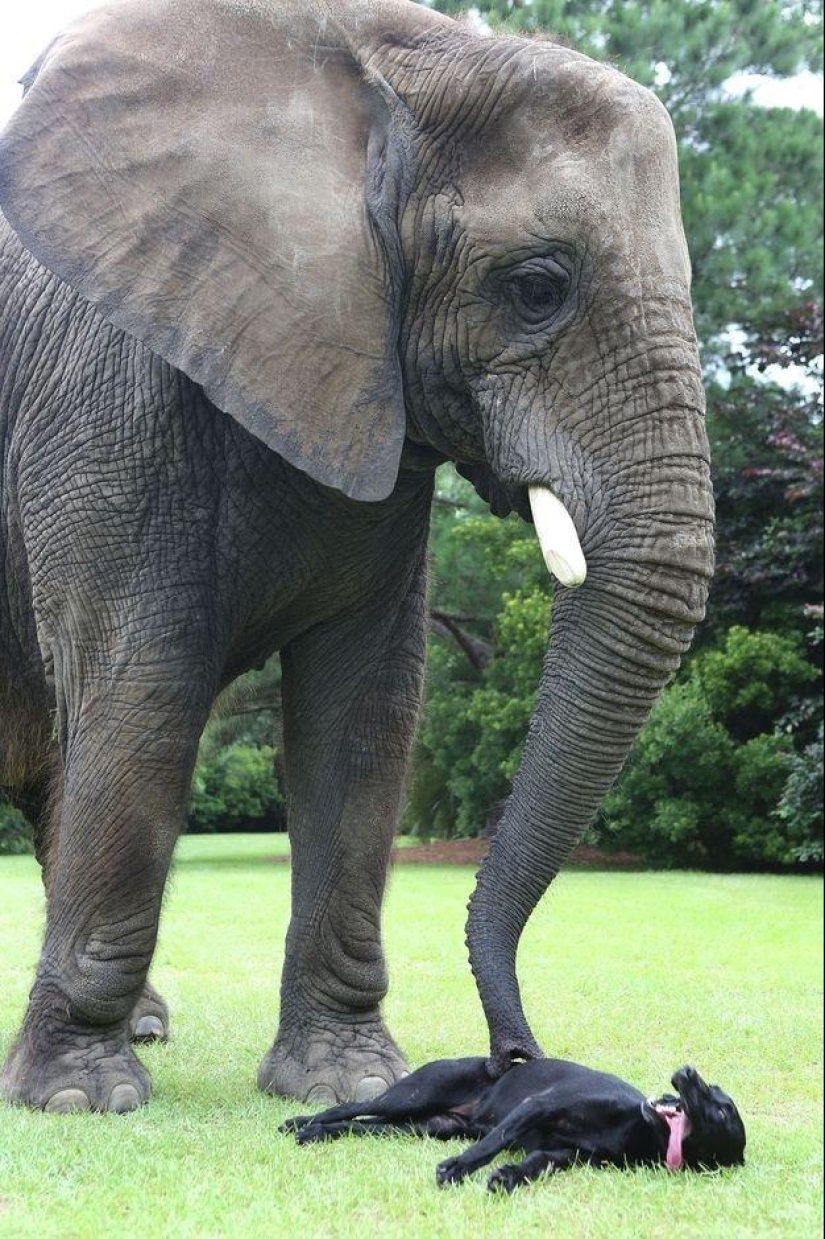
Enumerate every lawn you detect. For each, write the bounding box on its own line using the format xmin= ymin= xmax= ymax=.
xmin=0 ymin=834 xmax=822 ymax=1238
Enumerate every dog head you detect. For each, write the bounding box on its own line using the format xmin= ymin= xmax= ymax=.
xmin=649 ymin=1065 xmax=746 ymax=1170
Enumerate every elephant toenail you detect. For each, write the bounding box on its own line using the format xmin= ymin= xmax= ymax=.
xmin=45 ymin=1088 xmax=91 ymax=1114
xmin=108 ymin=1084 xmax=142 ymax=1113
xmin=306 ymin=1084 xmax=338 ymax=1106
xmin=133 ymin=1015 xmax=165 ymax=1041
xmin=354 ymin=1076 xmax=388 ymax=1102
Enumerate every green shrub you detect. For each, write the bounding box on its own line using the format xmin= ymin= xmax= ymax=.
xmin=774 ymin=727 xmax=825 ymax=864
xmin=690 ymin=625 xmax=819 ymax=739
xmin=0 ymin=800 xmax=33 ymax=856
xmin=2 ymin=741 xmax=287 ymax=846
xmin=188 ymin=743 xmax=284 ymax=833
xmin=599 ymin=628 xmax=821 ymax=868
xmin=408 ymin=586 xmax=550 ymax=838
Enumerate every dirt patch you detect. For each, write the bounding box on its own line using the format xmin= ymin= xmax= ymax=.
xmin=390 ymin=838 xmax=641 ymax=867
xmin=268 ymin=837 xmax=640 ymax=867
xmin=392 ymin=838 xmax=488 ymax=865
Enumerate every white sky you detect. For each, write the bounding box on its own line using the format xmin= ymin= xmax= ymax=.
xmin=0 ymin=2 xmax=103 ymax=125
xmin=1 ymin=1 xmax=822 ymax=124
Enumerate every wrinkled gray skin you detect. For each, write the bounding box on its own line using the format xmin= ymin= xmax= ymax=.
xmin=0 ymin=0 xmax=714 ymax=1113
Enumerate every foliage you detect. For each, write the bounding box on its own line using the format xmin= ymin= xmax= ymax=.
xmin=708 ymin=301 xmax=824 ymax=635
xmin=775 ymin=725 xmax=825 ymax=862
xmin=598 ymin=627 xmax=822 ymax=866
xmin=410 ymin=577 xmax=551 ymax=836
xmin=407 ymin=469 xmax=553 ymax=837
xmin=415 ymin=471 xmax=823 ymax=867
xmin=188 ymin=742 xmax=284 ymax=833
xmin=186 ymin=655 xmax=285 ymax=833
xmin=198 ymin=657 xmax=283 ymax=760
xmin=427 ymin=468 xmax=548 ymax=613
xmin=0 ymin=799 xmax=32 ymax=855
xmin=691 ymin=623 xmax=820 ymax=737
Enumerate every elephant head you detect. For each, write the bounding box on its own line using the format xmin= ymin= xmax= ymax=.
xmin=0 ymin=1 xmax=713 ymax=1069
xmin=388 ymin=34 xmax=714 ymax=1068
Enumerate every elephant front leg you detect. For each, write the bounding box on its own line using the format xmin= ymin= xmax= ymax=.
xmin=1 ymin=665 xmax=209 ymax=1113
xmin=15 ymin=771 xmax=170 ymax=1045
xmin=258 ymin=559 xmax=427 ymax=1105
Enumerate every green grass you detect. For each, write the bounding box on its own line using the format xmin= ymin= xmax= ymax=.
xmin=0 ymin=834 xmax=822 ymax=1238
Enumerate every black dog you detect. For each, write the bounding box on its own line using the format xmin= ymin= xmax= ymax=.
xmin=283 ymin=1057 xmax=746 ymax=1192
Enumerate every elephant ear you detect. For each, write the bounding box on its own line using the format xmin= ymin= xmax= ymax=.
xmin=0 ymin=0 xmax=409 ymax=501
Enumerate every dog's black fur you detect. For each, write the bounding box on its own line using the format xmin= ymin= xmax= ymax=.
xmin=283 ymin=1057 xmax=746 ymax=1192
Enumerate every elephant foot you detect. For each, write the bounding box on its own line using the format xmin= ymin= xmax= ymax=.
xmin=128 ymin=980 xmax=170 ymax=1043
xmin=257 ymin=1011 xmax=408 ymax=1104
xmin=1 ymin=1010 xmax=151 ymax=1113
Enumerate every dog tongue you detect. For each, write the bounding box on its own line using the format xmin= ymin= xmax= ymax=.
xmin=663 ymin=1111 xmax=688 ymax=1169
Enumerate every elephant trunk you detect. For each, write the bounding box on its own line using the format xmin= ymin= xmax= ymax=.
xmin=467 ymin=439 xmax=715 ymax=1071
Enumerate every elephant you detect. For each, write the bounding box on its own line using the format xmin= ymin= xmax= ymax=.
xmin=0 ymin=0 xmax=714 ymax=1114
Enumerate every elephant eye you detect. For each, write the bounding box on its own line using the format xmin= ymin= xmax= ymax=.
xmin=507 ymin=259 xmax=571 ymax=326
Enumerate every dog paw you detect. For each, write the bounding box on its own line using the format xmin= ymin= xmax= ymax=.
xmin=436 ymin=1156 xmax=466 ymax=1187
xmin=294 ymin=1123 xmax=330 ymax=1145
xmin=278 ymin=1114 xmax=312 ymax=1134
xmin=487 ymin=1164 xmax=521 ymax=1194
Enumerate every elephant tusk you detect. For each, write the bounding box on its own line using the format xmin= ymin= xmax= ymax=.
xmin=528 ymin=486 xmax=587 ymax=588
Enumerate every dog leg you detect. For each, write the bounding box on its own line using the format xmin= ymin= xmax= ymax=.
xmin=282 ymin=1056 xmax=489 ymax=1136
xmin=436 ymin=1096 xmax=552 ymax=1186
xmin=294 ymin=1113 xmax=473 ymax=1144
xmin=488 ymin=1148 xmax=574 ymax=1193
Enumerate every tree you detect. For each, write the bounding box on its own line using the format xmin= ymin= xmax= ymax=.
xmin=709 ymin=300 xmax=823 ymax=635
xmin=405 ymin=466 xmax=552 ymax=837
